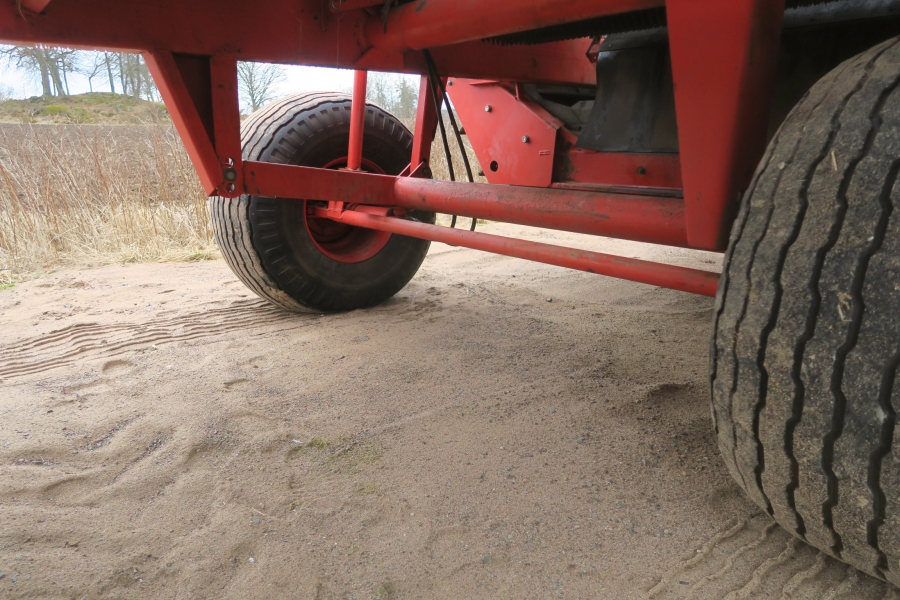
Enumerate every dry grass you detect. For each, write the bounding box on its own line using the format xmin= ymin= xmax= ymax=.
xmin=0 ymin=93 xmax=170 ymax=126
xmin=0 ymin=124 xmax=215 ymax=283
xmin=0 ymin=112 xmax=486 ymax=284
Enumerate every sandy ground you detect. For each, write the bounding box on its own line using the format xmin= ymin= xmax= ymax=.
xmin=1 ymin=223 xmax=897 ymax=600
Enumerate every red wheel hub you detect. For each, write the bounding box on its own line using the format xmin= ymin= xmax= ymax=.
xmin=304 ymin=157 xmax=392 ymax=263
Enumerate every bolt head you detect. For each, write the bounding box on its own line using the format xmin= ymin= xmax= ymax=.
xmin=484 ymin=105 xmax=492 ymax=112
xmin=522 ymin=136 xmax=530 ymax=143
xmin=223 ymin=168 xmax=237 ymax=182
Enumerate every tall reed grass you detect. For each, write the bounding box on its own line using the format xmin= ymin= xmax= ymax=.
xmin=0 ymin=114 xmax=485 ymax=284
xmin=0 ymin=124 xmax=214 ymax=283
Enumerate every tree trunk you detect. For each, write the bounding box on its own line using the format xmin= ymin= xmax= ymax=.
xmin=38 ymin=61 xmax=51 ymax=97
xmin=117 ymin=53 xmax=127 ymax=96
xmin=105 ymin=53 xmax=115 ymax=94
xmin=49 ymin=61 xmax=66 ymax=97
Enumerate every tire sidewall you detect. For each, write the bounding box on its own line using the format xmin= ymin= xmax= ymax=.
xmin=245 ymin=97 xmax=434 ymax=311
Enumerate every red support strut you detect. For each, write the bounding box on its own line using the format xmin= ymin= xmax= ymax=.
xmin=409 ymin=75 xmax=438 ymax=175
xmin=347 ymin=70 xmax=368 ymax=172
xmin=668 ymin=0 xmax=785 ymax=250
xmin=314 ymin=207 xmax=719 ymax=297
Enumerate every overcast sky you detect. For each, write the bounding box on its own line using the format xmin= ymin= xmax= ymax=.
xmin=0 ymin=61 xmax=360 ymax=101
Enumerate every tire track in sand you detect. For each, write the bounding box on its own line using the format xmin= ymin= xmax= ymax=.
xmin=0 ymin=299 xmax=312 ymax=380
xmin=647 ymin=514 xmax=894 ymax=599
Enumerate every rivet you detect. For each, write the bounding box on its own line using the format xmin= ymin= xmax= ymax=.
xmin=522 ymin=136 xmax=530 ymax=143
xmin=484 ymin=105 xmax=492 ymax=112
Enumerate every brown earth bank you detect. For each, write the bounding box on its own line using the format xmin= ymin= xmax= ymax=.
xmin=0 ymin=223 xmax=895 ymax=599
xmin=0 ymin=93 xmax=169 ymax=125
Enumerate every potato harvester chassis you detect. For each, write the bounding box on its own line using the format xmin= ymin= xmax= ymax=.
xmin=14 ymin=0 xmax=900 ymax=585
xmin=0 ymin=0 xmax=798 ymax=296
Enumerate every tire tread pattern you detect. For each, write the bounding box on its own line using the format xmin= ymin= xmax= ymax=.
xmin=713 ymin=37 xmax=900 ymax=583
xmin=208 ymin=93 xmax=425 ymax=312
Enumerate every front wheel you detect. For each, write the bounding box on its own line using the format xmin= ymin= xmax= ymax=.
xmin=210 ymin=93 xmax=434 ymax=313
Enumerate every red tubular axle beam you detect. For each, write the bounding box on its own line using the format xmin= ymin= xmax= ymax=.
xmin=243 ymin=162 xmax=689 ymax=248
xmin=314 ymin=208 xmax=719 ymax=297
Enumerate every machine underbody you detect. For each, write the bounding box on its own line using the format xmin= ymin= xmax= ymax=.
xmin=3 ymin=0 xmax=894 ymax=296
xmin=11 ymin=0 xmax=900 ymax=586
xmin=0 ymin=0 xmax=796 ymax=296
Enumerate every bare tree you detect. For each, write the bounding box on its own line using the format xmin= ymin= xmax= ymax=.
xmin=52 ymin=49 xmax=77 ymax=95
xmin=0 ymin=45 xmax=76 ymax=97
xmin=113 ymin=52 xmax=159 ymax=100
xmin=355 ymin=72 xmax=418 ymax=119
xmin=237 ymin=61 xmax=286 ymax=113
xmin=366 ymin=72 xmax=393 ymax=113
xmin=394 ymin=75 xmax=418 ymax=119
xmin=104 ymin=52 xmax=116 ymax=94
xmin=77 ymin=51 xmax=106 ymax=93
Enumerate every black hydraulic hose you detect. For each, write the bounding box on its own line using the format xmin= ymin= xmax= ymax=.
xmin=423 ymin=54 xmax=457 ymax=228
xmin=423 ymin=49 xmax=478 ymax=231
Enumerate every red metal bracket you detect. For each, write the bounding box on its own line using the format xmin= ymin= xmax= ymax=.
xmin=210 ymin=56 xmax=243 ymax=196
xmin=557 ymin=150 xmax=682 ymax=193
xmin=448 ymin=80 xmax=559 ymax=187
xmin=448 ymin=78 xmax=683 ymax=193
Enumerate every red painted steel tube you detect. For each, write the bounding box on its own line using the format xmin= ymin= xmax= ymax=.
xmin=368 ymin=0 xmax=664 ymax=52
xmin=391 ymin=177 xmax=688 ymax=248
xmin=243 ymin=162 xmax=690 ymax=247
xmin=314 ymin=208 xmax=719 ymax=297
xmin=347 ymin=70 xmax=368 ymax=172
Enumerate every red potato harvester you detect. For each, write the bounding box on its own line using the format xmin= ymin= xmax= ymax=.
xmin=6 ymin=0 xmax=900 ymax=584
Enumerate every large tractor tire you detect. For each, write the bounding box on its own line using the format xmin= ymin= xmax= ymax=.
xmin=210 ymin=93 xmax=434 ymax=313
xmin=712 ymin=37 xmax=900 ymax=585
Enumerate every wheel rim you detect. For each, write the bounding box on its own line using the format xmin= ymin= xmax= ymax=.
xmin=304 ymin=157 xmax=392 ymax=263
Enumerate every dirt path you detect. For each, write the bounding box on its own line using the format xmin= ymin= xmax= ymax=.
xmin=0 ymin=224 xmax=894 ymax=599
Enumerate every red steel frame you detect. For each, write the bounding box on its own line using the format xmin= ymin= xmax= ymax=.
xmin=0 ymin=0 xmax=787 ymax=294
xmin=346 ymin=70 xmax=368 ymax=172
